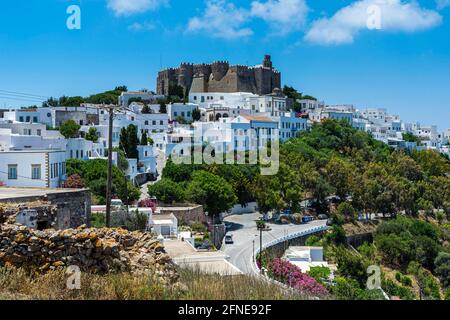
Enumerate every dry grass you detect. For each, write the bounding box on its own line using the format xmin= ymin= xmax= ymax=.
xmin=178 ymin=268 xmax=307 ymax=300
xmin=0 ymin=266 xmax=307 ymax=300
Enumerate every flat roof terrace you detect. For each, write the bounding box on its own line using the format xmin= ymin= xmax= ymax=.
xmin=0 ymin=187 xmax=89 ymax=202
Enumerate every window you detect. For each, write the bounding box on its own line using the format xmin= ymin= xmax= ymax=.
xmin=174 ymin=112 xmax=177 ymax=117
xmin=37 ymin=129 xmax=41 ymax=136
xmin=8 ymin=165 xmax=17 ymax=180
xmin=160 ymin=120 xmax=163 ymax=125
xmin=145 ymin=121 xmax=149 ymax=125
xmin=33 ymin=116 xmax=38 ymax=123
xmin=31 ymin=165 xmax=41 ymax=180
xmin=26 ymin=116 xmax=30 ymax=122
xmin=152 ymin=121 xmax=156 ymax=125
xmin=19 ymin=116 xmax=24 ymax=122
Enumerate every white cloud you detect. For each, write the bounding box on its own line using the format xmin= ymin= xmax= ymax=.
xmin=187 ymin=0 xmax=253 ymax=39
xmin=305 ymin=0 xmax=442 ymax=45
xmin=128 ymin=21 xmax=157 ymax=31
xmin=250 ymin=0 xmax=309 ymax=34
xmin=436 ymin=0 xmax=450 ymax=9
xmin=107 ymin=0 xmax=168 ymax=16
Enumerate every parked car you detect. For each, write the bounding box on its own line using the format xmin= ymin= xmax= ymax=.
xmin=225 ymin=234 xmax=234 ymax=244
xmin=111 ymin=199 xmax=124 ymax=207
xmin=318 ymin=214 xmax=329 ymax=220
xmin=302 ymin=215 xmax=314 ymax=224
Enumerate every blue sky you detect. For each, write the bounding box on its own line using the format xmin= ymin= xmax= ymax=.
xmin=1 ymin=0 xmax=450 ymax=130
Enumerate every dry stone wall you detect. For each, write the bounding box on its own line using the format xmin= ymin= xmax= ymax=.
xmin=0 ymin=223 xmax=178 ymax=285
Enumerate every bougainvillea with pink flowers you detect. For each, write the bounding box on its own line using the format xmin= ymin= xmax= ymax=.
xmin=267 ymin=258 xmax=329 ymax=296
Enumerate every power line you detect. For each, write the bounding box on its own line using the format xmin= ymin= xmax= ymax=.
xmin=0 ymin=89 xmax=49 ymax=99
xmin=0 ymin=169 xmax=48 ymax=182
xmin=0 ymin=95 xmax=45 ymax=104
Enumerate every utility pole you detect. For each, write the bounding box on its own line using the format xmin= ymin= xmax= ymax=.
xmin=252 ymin=239 xmax=255 ymax=263
xmin=259 ymin=226 xmax=263 ymax=275
xmin=105 ymin=106 xmax=114 ymax=227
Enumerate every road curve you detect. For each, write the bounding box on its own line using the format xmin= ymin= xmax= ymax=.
xmin=221 ymin=212 xmax=327 ymax=274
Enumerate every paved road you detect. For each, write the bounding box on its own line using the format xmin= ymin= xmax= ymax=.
xmin=221 ymin=212 xmax=327 ymax=274
xmin=139 ymin=148 xmax=166 ymax=200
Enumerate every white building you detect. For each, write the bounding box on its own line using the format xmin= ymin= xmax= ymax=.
xmin=272 ymin=112 xmax=307 ymax=141
xmin=298 ymin=99 xmax=325 ymax=113
xmin=167 ymin=103 xmax=198 ymax=122
xmin=149 ymin=213 xmax=178 ymax=238
xmin=66 ymin=138 xmax=105 ymax=160
xmin=283 ymin=246 xmax=328 ymax=272
xmin=189 ymin=91 xmax=288 ymax=116
xmin=119 ymin=91 xmax=164 ymax=107
xmin=0 ymin=150 xmax=67 ymax=188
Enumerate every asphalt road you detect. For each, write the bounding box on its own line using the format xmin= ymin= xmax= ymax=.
xmin=222 ymin=212 xmax=327 ymax=274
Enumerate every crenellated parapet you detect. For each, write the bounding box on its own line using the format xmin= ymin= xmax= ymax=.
xmin=156 ymin=55 xmax=282 ymax=95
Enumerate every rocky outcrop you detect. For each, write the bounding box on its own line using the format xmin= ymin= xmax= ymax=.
xmin=0 ymin=223 xmax=178 ymax=285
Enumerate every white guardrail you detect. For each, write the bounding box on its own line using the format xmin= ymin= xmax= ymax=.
xmin=252 ymin=225 xmax=329 ymax=274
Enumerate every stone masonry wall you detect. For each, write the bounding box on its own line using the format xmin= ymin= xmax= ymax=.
xmin=0 ymin=223 xmax=178 ymax=284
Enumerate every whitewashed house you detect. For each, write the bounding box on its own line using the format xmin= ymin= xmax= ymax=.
xmin=0 ymin=149 xmax=67 ymax=188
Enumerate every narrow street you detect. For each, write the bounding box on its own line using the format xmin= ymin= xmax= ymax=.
xmin=221 ymin=212 xmax=327 ymax=274
xmin=139 ymin=148 xmax=166 ymax=200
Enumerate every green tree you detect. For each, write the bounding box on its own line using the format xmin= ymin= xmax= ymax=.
xmin=66 ymin=159 xmax=140 ymax=204
xmin=434 ymin=252 xmax=450 ymax=288
xmin=325 ymin=156 xmax=355 ymax=201
xmin=159 ymin=100 xmax=167 ymax=114
xmin=186 ymin=171 xmax=237 ymax=223
xmin=59 ymin=120 xmax=81 ymax=138
xmin=141 ymin=104 xmax=151 ymax=114
xmin=140 ymin=131 xmax=148 ymax=146
xmin=85 ymin=127 xmax=99 ymax=142
xmin=111 ymin=147 xmax=129 ymax=171
xmin=119 ymin=124 xmax=139 ymax=160
xmin=336 ymin=202 xmax=357 ymax=222
xmin=192 ymin=108 xmax=201 ymax=121
xmin=148 ymin=178 xmax=185 ymax=204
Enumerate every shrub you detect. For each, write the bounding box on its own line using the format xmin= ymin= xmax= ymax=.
xmin=190 ymin=222 xmax=207 ymax=234
xmin=138 ymin=198 xmax=157 ymax=212
xmin=267 ymin=258 xmax=328 ymax=296
xmin=336 ymin=202 xmax=357 ymax=222
xmin=445 ymin=286 xmax=450 ymax=300
xmin=63 ymin=174 xmax=85 ymax=189
xmin=434 ymin=252 xmax=450 ymax=288
xmin=395 ymin=272 xmax=402 ymax=282
xmin=335 ymin=246 xmax=368 ymax=287
xmin=401 ymin=276 xmax=412 ymax=287
xmin=292 ymin=213 xmax=303 ymax=225
xmin=307 ymin=266 xmax=331 ymax=284
xmin=305 ymin=235 xmax=321 ymax=247
xmin=332 ymin=277 xmax=386 ymax=300
xmin=91 ymin=213 xmax=105 ymax=228
xmin=382 ymin=278 xmax=416 ymax=300
xmin=358 ymin=242 xmax=376 ymax=261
